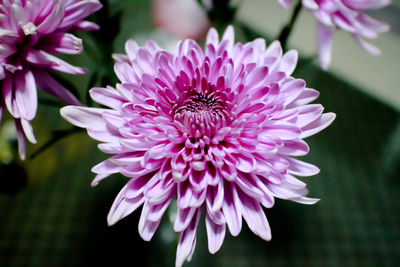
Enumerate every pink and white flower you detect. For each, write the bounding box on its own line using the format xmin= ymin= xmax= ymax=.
xmin=279 ymin=0 xmax=390 ymax=69
xmin=61 ymin=26 xmax=335 ymax=267
xmin=152 ymin=0 xmax=210 ymax=40
xmin=0 ymin=0 xmax=102 ymax=158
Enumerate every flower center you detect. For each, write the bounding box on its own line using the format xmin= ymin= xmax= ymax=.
xmin=174 ymin=91 xmax=229 ymax=138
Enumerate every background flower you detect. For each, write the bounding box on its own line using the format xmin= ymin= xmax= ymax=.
xmin=0 ymin=0 xmax=102 ymax=159
xmin=279 ymin=0 xmax=390 ymax=69
xmin=152 ymin=0 xmax=210 ymax=40
xmin=61 ymin=26 xmax=334 ymax=267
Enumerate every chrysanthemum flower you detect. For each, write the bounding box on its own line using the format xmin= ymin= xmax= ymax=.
xmin=0 ymin=0 xmax=102 ymax=159
xmin=279 ymin=0 xmax=390 ymax=69
xmin=61 ymin=26 xmax=335 ymax=267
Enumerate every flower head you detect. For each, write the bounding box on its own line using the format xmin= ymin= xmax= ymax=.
xmin=61 ymin=26 xmax=335 ymax=267
xmin=279 ymin=0 xmax=390 ymax=69
xmin=0 ymin=0 xmax=102 ymax=158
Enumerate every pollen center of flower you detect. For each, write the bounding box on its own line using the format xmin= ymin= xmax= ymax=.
xmin=174 ymin=92 xmax=229 ymax=138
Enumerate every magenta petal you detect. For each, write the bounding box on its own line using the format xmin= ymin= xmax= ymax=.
xmin=2 ymin=76 xmax=19 ymax=118
xmin=36 ymin=2 xmax=65 ymax=34
xmin=205 ymin=212 xmax=226 ymax=254
xmin=222 ymin=182 xmax=242 ymax=236
xmin=60 ymin=0 xmax=103 ymax=30
xmin=235 ymin=152 xmax=257 ymax=173
xmin=175 ymin=209 xmax=201 ymax=267
xmin=240 ymin=193 xmax=271 ymax=241
xmin=34 ymin=71 xmax=81 ymax=105
xmin=39 ymin=33 xmax=83 ymax=55
xmin=174 ymin=207 xmax=197 ymax=232
xmin=15 ymin=70 xmax=37 ymax=120
xmin=138 ymin=198 xmax=172 ymax=241
xmin=71 ymin=20 xmax=100 ymax=31
xmin=107 ymin=183 xmax=145 ymax=226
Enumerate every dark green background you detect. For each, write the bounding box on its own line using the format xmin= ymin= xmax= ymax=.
xmin=0 ymin=1 xmax=399 ymax=266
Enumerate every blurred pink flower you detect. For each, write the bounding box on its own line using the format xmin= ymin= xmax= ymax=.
xmin=152 ymin=0 xmax=210 ymax=40
xmin=61 ymin=26 xmax=335 ymax=267
xmin=0 ymin=0 xmax=102 ymax=159
xmin=279 ymin=0 xmax=390 ymax=69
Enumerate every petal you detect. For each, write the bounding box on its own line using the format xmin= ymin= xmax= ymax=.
xmin=174 ymin=207 xmax=197 ymax=232
xmin=317 ymin=23 xmax=333 ymax=70
xmin=239 ymin=193 xmax=271 ymax=241
xmin=286 ymin=157 xmax=320 ymax=176
xmin=34 ymin=71 xmax=81 ymax=105
xmin=60 ymin=106 xmax=107 ymax=131
xmin=15 ymin=70 xmax=37 ymax=120
xmin=59 ymin=0 xmax=102 ymax=30
xmin=300 ymin=112 xmax=336 ymax=138
xmin=15 ymin=119 xmax=27 ymax=160
xmin=36 ymin=2 xmax=65 ymax=34
xmin=138 ymin=196 xmax=173 ymax=241
xmin=20 ymin=118 xmax=36 ymax=144
xmin=2 ymin=75 xmax=19 ymax=118
xmin=279 ymin=49 xmax=298 ymax=76
xmin=205 ymin=212 xmax=226 ymax=254
xmin=107 ymin=182 xmax=145 ymax=226
xmin=222 ymin=182 xmax=242 ymax=236
xmin=39 ymin=33 xmax=83 ymax=54
xmin=90 ymin=87 xmax=125 ymax=109
xmin=206 ymin=27 xmax=219 ymax=48
xmin=175 ymin=209 xmax=201 ymax=267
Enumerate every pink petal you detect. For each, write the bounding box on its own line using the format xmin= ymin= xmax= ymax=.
xmin=300 ymin=112 xmax=336 ymax=138
xmin=279 ymin=50 xmax=298 ymax=76
xmin=60 ymin=106 xmax=107 ymax=131
xmin=174 ymin=207 xmax=197 ymax=232
xmin=286 ymin=157 xmax=320 ymax=177
xmin=222 ymin=182 xmax=242 ymax=236
xmin=2 ymin=75 xmax=19 ymax=118
xmin=60 ymin=0 xmax=103 ymax=30
xmin=15 ymin=119 xmax=27 ymax=160
xmin=34 ymin=71 xmax=81 ymax=105
xmin=70 ymin=20 xmax=100 ymax=31
xmin=175 ymin=208 xmax=201 ymax=267
xmin=239 ymin=192 xmax=271 ymax=241
xmin=317 ymin=23 xmax=334 ymax=70
xmin=90 ymin=87 xmax=125 ymax=109
xmin=205 ymin=212 xmax=226 ymax=254
xmin=107 ymin=183 xmax=145 ymax=226
xmin=279 ymin=139 xmax=309 ymax=156
xmin=20 ymin=118 xmax=36 ymax=144
xmin=138 ymin=197 xmax=172 ymax=241
xmin=36 ymin=2 xmax=65 ymax=34
xmin=39 ymin=33 xmax=83 ymax=54
xmin=15 ymin=70 xmax=37 ymax=120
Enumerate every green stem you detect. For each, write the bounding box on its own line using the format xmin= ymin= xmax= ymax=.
xmin=29 ymin=127 xmax=82 ymax=160
xmin=278 ymin=0 xmax=302 ymax=51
